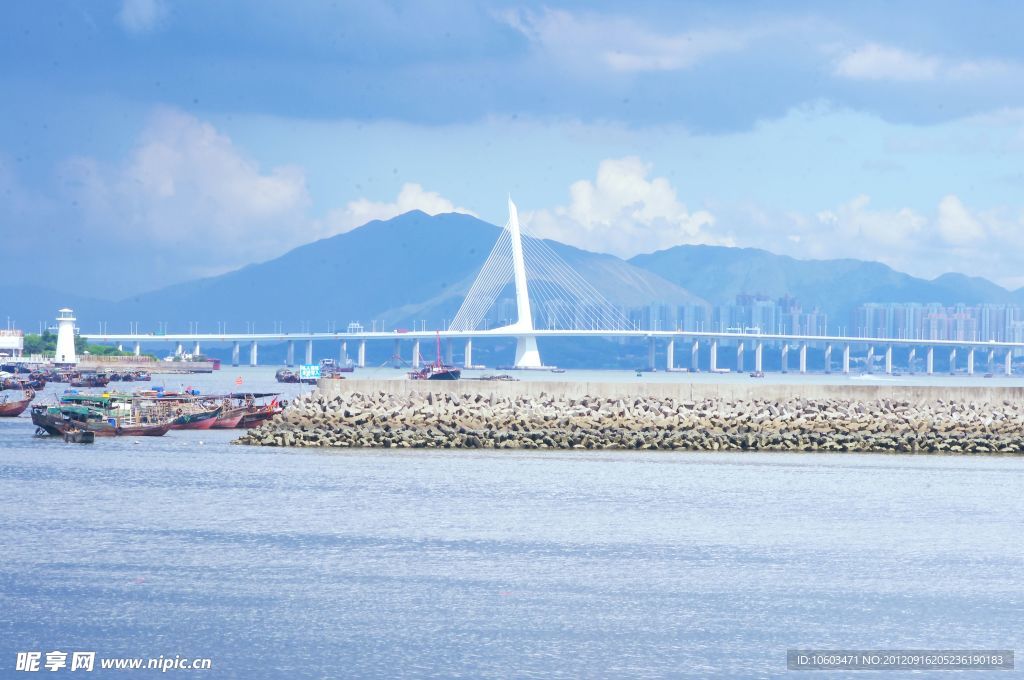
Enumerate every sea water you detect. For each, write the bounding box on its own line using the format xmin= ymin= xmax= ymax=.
xmin=0 ymin=368 xmax=1021 ymax=678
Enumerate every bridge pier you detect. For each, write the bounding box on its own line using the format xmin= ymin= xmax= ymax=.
xmin=647 ymin=337 xmax=656 ymax=372
xmin=842 ymin=344 xmax=850 ymax=374
xmin=412 ymin=339 xmax=421 ymax=368
xmin=755 ymin=341 xmax=763 ymax=372
xmin=967 ymin=348 xmax=975 ymax=376
xmin=464 ymin=339 xmax=473 ymax=368
xmin=949 ymin=348 xmax=957 ymax=374
xmin=116 ymin=343 xmax=123 ymax=352
xmin=691 ymin=340 xmax=699 ymax=372
xmin=824 ymin=344 xmax=832 ymax=373
xmin=885 ymin=346 xmax=893 ymax=375
xmin=193 ymin=341 xmax=201 ymax=356
xmin=340 ymin=341 xmax=348 ymax=366
xmin=175 ymin=341 xmax=184 ymax=357
xmin=393 ymin=339 xmax=401 ymax=368
xmin=249 ymin=341 xmax=258 ymax=367
xmin=926 ymin=346 xmax=934 ymax=375
xmin=232 ymin=341 xmax=240 ymax=366
xmin=286 ymin=340 xmax=294 ymax=367
xmin=1006 ymin=350 xmax=1013 ymax=376
xmin=358 ymin=340 xmax=366 ymax=368
xmin=514 ymin=335 xmax=542 ymax=369
xmin=446 ymin=339 xmax=453 ymax=365
xmin=134 ymin=342 xmax=141 ymax=357
xmin=780 ymin=344 xmax=788 ymax=373
xmin=736 ymin=341 xmax=744 ymax=372
xmin=908 ymin=347 xmax=916 ymax=373
xmin=305 ymin=340 xmax=313 ymax=365
xmin=866 ymin=346 xmax=874 ymax=373
xmin=799 ymin=343 xmax=807 ymax=374
xmin=666 ymin=339 xmax=674 ymax=371
xmin=988 ymin=348 xmax=995 ymax=373
xmin=709 ymin=339 xmax=718 ymax=372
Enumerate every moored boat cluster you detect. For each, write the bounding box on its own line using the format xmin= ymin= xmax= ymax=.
xmin=237 ymin=390 xmax=1024 ymax=454
xmin=30 ymin=391 xmax=284 ymax=438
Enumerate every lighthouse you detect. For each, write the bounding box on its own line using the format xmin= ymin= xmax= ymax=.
xmin=55 ymin=307 xmax=78 ymax=365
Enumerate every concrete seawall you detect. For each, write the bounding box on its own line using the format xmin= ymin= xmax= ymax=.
xmin=316 ymin=378 xmax=1024 ymax=405
xmin=233 ymin=378 xmax=1024 ymax=454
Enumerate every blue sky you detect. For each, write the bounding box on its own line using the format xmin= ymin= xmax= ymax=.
xmin=4 ymin=1 xmax=1024 ymax=294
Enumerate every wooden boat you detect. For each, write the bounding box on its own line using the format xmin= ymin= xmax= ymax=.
xmin=211 ymin=407 xmax=246 ymax=429
xmin=169 ymin=406 xmax=223 ymax=430
xmin=70 ymin=372 xmax=110 ymax=388
xmin=63 ymin=429 xmax=95 ymax=444
xmin=239 ymin=403 xmax=282 ymax=428
xmin=275 ymin=368 xmax=299 ymax=383
xmin=32 ymin=404 xmax=170 ymax=437
xmin=232 ymin=393 xmax=284 ymax=428
xmin=0 ymin=389 xmax=34 ymax=417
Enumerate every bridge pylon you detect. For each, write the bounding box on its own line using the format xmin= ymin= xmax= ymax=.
xmin=448 ymin=197 xmax=632 ymax=368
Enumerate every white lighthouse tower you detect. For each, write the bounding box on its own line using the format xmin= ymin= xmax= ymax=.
xmin=55 ymin=307 xmax=78 ymax=365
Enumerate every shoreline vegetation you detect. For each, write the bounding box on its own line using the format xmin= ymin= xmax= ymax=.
xmin=22 ymin=332 xmax=149 ymax=359
xmin=236 ymin=390 xmax=1024 ymax=455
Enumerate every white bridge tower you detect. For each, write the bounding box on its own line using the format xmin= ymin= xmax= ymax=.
xmin=503 ymin=199 xmax=542 ymax=368
xmin=449 ymin=197 xmax=631 ymax=368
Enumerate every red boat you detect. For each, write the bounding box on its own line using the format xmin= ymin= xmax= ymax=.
xmin=169 ymin=406 xmax=223 ymax=430
xmin=408 ymin=332 xmax=461 ymax=381
xmin=211 ymin=408 xmax=246 ymax=429
xmin=239 ymin=403 xmax=281 ymax=428
xmin=0 ymin=389 xmax=34 ymax=417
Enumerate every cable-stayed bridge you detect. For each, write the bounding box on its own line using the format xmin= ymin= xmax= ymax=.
xmin=74 ymin=199 xmax=1024 ymax=375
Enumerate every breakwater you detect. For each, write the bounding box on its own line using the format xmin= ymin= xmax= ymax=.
xmin=235 ymin=379 xmax=1024 ymax=454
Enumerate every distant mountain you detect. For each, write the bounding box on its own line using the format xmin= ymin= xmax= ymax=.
xmin=105 ymin=210 xmax=702 ymax=333
xmin=630 ymin=245 xmax=1021 ymax=324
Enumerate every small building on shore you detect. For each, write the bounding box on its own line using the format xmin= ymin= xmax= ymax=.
xmin=0 ymin=329 xmax=24 ymax=358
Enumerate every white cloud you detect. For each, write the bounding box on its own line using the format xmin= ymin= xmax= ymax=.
xmin=118 ymin=0 xmax=167 ymax=34
xmin=501 ymin=8 xmax=753 ymax=73
xmin=762 ymin=193 xmax=1008 ymax=280
xmin=328 ymin=183 xmax=476 ymax=233
xmin=61 ymin=108 xmax=311 ymax=273
xmin=937 ymin=194 xmax=984 ymax=244
xmin=834 ymin=44 xmax=939 ymax=81
xmin=834 ymin=43 xmax=1021 ymax=83
xmin=815 ymin=194 xmax=926 ymax=247
xmin=524 ymin=157 xmax=726 ymax=257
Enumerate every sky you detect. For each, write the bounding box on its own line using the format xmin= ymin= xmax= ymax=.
xmin=4 ymin=0 xmax=1024 ymax=296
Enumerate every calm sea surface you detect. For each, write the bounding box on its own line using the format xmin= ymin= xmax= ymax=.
xmin=1 ymin=368 xmax=1021 ymax=678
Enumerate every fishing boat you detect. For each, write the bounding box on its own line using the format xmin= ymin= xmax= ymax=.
xmin=0 ymin=389 xmax=34 ymax=417
xmin=32 ymin=400 xmax=171 ymax=437
xmin=275 ymin=368 xmax=299 ymax=384
xmin=238 ymin=394 xmax=284 ymax=428
xmin=138 ymin=392 xmax=225 ymax=430
xmin=169 ymin=405 xmax=223 ymax=430
xmin=408 ymin=332 xmax=461 ymax=381
xmin=211 ymin=406 xmax=247 ymax=429
xmin=207 ymin=392 xmax=285 ymax=428
xmin=319 ymin=359 xmax=354 ymax=378
xmin=70 ymin=372 xmax=110 ymax=388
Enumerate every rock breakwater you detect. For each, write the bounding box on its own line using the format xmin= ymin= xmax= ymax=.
xmin=235 ymin=390 xmax=1024 ymax=454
